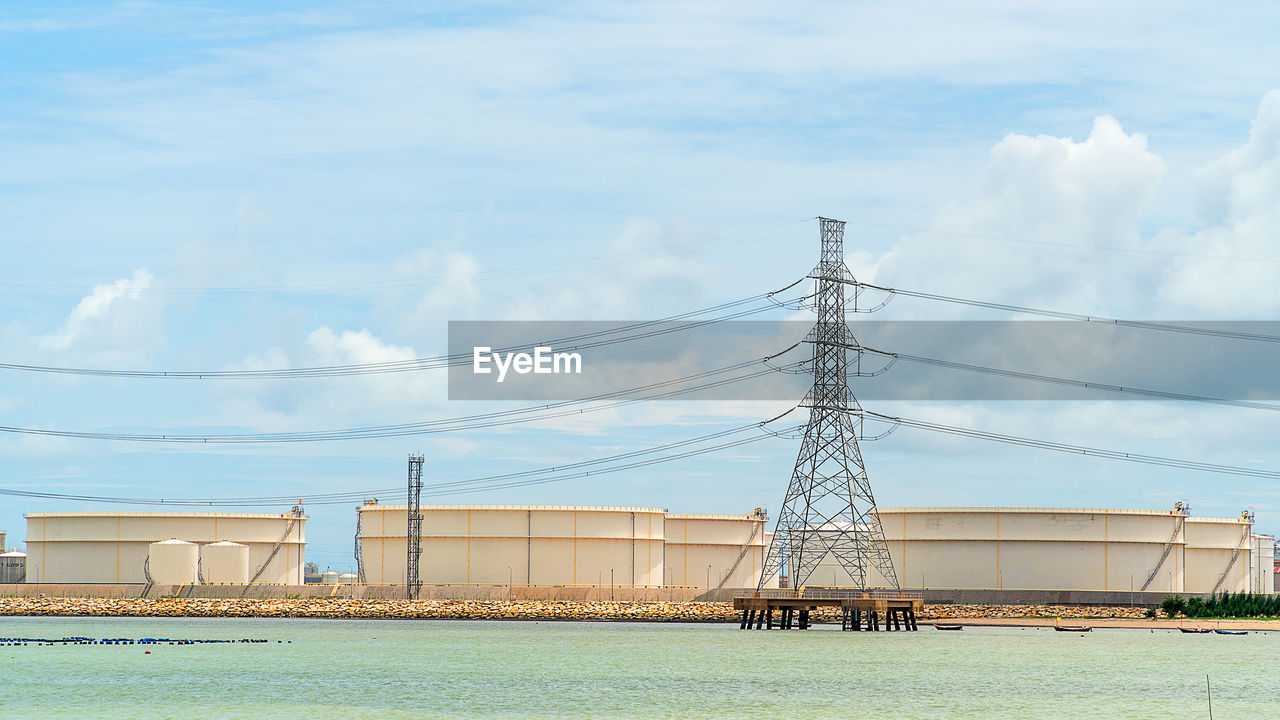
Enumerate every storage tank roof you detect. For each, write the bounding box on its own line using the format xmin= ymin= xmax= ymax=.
xmin=357 ymin=503 xmax=666 ymax=513
xmin=0 ymin=551 xmax=26 ymax=557
xmin=151 ymin=538 xmax=196 ymax=545
xmin=25 ymin=511 xmax=306 ymax=519
xmin=206 ymin=540 xmax=248 ymax=547
xmin=666 ymin=513 xmax=765 ymax=521
xmin=878 ymin=506 xmax=1249 ymax=523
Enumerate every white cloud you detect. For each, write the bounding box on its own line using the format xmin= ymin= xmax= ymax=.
xmin=504 ymin=218 xmax=712 ymax=321
xmin=36 ymin=268 xmax=157 ymax=352
xmin=1155 ymin=90 xmax=1280 ymax=316
xmin=229 ymin=326 xmax=444 ymax=418
xmin=868 ymin=116 xmax=1166 ymax=315
xmin=391 ymin=249 xmax=483 ymax=326
xmin=301 ymin=326 xmax=416 ymax=366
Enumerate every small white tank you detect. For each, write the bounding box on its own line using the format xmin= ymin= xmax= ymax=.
xmin=201 ymin=541 xmax=250 ymax=584
xmin=321 ymin=570 xmax=339 ymax=584
xmin=338 ymin=573 xmax=358 ymax=584
xmin=148 ymin=539 xmax=199 ymax=585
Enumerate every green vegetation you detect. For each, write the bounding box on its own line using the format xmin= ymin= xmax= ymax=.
xmin=1143 ymin=608 xmax=1158 ymax=619
xmin=1160 ymin=595 xmax=1185 ymax=618
xmin=1169 ymin=592 xmax=1280 ymax=619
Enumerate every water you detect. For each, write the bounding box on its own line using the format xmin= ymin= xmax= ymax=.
xmin=1 ymin=617 xmax=1277 ymax=719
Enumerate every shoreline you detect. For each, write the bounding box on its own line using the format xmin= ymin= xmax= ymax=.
xmin=926 ymin=617 xmax=1280 ymax=631
xmin=1 ymin=598 xmax=1276 ymax=630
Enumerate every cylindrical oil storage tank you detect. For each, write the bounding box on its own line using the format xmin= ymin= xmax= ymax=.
xmin=664 ymin=510 xmax=771 ymax=588
xmin=321 ymin=570 xmax=339 ymax=584
xmin=356 ymin=504 xmax=666 ymax=586
xmin=1249 ymin=534 xmax=1275 ymax=594
xmin=200 ymin=541 xmax=250 ymax=584
xmin=24 ymin=511 xmax=307 ymax=584
xmin=804 ymin=506 xmax=1271 ymax=595
xmin=338 ymin=573 xmax=359 ymax=584
xmin=148 ymin=539 xmax=198 ymax=585
xmin=0 ymin=551 xmax=26 ymax=583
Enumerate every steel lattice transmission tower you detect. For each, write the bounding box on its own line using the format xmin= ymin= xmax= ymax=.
xmin=757 ymin=218 xmax=900 ymax=591
xmin=407 ymin=454 xmax=425 ymax=600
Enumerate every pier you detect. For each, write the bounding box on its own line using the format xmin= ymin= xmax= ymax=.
xmin=734 ymin=588 xmax=924 ymax=631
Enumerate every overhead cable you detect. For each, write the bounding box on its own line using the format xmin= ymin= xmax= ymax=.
xmin=0 ymin=414 xmax=800 ymax=507
xmin=0 ymin=354 xmax=807 ymax=443
xmin=859 ymin=346 xmax=1280 ymax=412
xmin=0 ymin=287 xmax=810 ymax=379
xmin=856 ymin=282 xmax=1280 ymax=344
xmin=0 ymin=219 xmax=813 ymax=296
xmin=860 ymin=410 xmax=1280 ymax=480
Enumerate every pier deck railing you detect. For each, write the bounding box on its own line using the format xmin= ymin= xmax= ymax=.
xmin=752 ymin=587 xmax=924 ymax=601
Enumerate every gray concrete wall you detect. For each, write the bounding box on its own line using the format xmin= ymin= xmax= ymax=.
xmin=1 ymin=583 xmax=1240 ymax=606
xmin=0 ymin=583 xmax=702 ymax=602
xmin=698 ymin=587 xmax=1204 ymax=607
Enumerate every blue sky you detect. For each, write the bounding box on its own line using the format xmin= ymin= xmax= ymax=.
xmin=3 ymin=2 xmax=1280 ymax=570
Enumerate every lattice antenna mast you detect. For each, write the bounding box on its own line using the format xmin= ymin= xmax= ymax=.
xmin=354 ymin=505 xmax=364 ymax=583
xmin=757 ymin=218 xmax=899 ymax=590
xmin=407 ymin=454 xmax=425 ymax=600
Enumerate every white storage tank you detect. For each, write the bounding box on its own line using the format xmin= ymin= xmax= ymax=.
xmin=321 ymin=570 xmax=340 ymax=584
xmin=0 ymin=551 xmax=26 ymax=584
xmin=24 ymin=511 xmax=307 ymax=584
xmin=339 ymin=573 xmax=359 ymax=584
xmin=664 ymin=511 xmax=769 ymax=588
xmin=803 ymin=506 xmax=1272 ymax=594
xmin=356 ymin=504 xmax=667 ymax=586
xmin=201 ymin=541 xmax=250 ymax=584
xmin=148 ymin=539 xmax=198 ymax=585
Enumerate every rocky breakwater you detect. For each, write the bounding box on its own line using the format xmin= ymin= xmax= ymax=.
xmin=0 ymin=597 xmax=744 ymax=621
xmin=921 ymin=604 xmax=1148 ymax=620
xmin=0 ymin=597 xmax=1150 ymax=621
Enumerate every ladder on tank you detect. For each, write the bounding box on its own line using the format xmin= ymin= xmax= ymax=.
xmin=713 ymin=520 xmax=761 ymax=591
xmin=241 ymin=507 xmax=303 ymax=596
xmin=1139 ymin=507 xmax=1187 ymax=591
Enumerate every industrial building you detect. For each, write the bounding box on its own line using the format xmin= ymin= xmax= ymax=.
xmin=14 ymin=503 xmax=1273 ymax=595
xmin=0 ymin=551 xmax=25 ymax=583
xmin=24 ymin=511 xmax=307 ymax=585
xmin=358 ymin=504 xmax=670 ymax=586
xmin=358 ymin=502 xmax=1274 ymax=595
xmin=663 ymin=511 xmax=768 ymax=588
xmin=815 ymin=506 xmax=1276 ymax=595
xmin=357 ymin=503 xmax=772 ymax=589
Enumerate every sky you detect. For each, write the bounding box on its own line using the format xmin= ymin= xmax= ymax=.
xmin=2 ymin=1 xmax=1280 ymax=571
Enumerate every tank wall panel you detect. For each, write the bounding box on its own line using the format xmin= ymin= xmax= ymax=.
xmin=1185 ymin=521 xmax=1246 ymax=548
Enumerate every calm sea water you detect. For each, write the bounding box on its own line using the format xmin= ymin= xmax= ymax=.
xmin=1 ymin=617 xmax=1276 ymax=719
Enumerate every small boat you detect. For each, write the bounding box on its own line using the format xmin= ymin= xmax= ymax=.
xmin=1053 ymin=625 xmax=1091 ymax=632
xmin=1213 ymin=629 xmax=1247 ymax=635
xmin=1179 ymin=627 xmax=1211 ymax=634
xmin=932 ymin=624 xmax=963 ymax=631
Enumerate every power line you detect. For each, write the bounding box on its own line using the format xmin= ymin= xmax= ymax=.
xmin=0 ymin=284 xmax=810 ymax=379
xmin=844 ymin=218 xmax=1280 ymax=265
xmin=859 ymin=346 xmax=1280 ymax=412
xmin=0 ymin=415 xmax=800 ymax=507
xmin=0 ymin=219 xmax=812 ymax=296
xmin=861 ymin=410 xmax=1280 ymax=480
xmin=0 ymin=354 xmax=806 ymax=443
xmin=857 ymin=281 xmax=1280 ymax=344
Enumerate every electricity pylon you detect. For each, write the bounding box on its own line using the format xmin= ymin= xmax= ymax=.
xmin=407 ymin=454 xmax=424 ymax=599
xmin=757 ymin=217 xmax=899 ymax=590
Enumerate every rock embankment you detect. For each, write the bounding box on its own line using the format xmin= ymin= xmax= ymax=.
xmin=0 ymin=597 xmax=1153 ymax=621
xmin=920 ymin=604 xmax=1148 ymax=620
